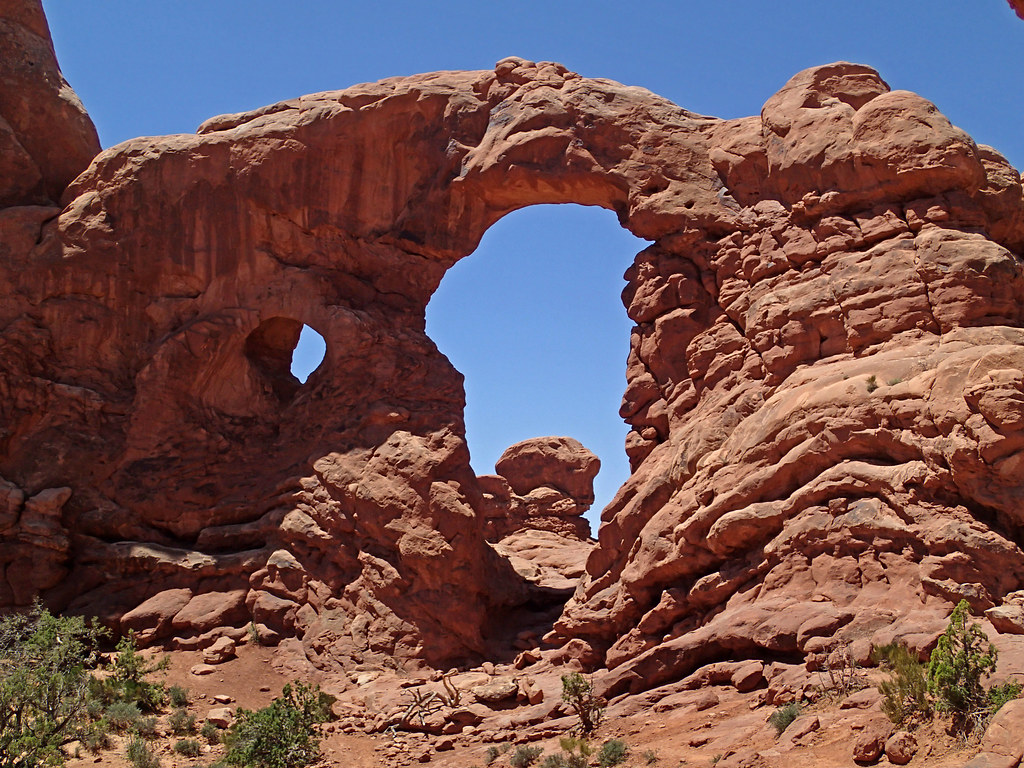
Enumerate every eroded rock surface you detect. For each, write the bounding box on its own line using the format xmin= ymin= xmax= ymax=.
xmin=479 ymin=436 xmax=599 ymax=540
xmin=2 ymin=0 xmax=1024 ymax=689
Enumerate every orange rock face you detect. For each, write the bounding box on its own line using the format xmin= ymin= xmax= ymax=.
xmin=1011 ymin=0 xmax=1024 ymax=20
xmin=2 ymin=2 xmax=1024 ymax=687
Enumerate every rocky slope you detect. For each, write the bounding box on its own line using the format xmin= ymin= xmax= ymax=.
xmin=2 ymin=1 xmax=1024 ymax=708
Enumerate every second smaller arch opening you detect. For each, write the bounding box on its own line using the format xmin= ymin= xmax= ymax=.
xmin=244 ymin=318 xmax=326 ymax=401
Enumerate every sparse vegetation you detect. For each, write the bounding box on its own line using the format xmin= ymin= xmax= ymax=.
xmin=106 ymin=699 xmax=143 ymax=732
xmin=485 ymin=745 xmax=502 ymax=764
xmin=126 ymin=734 xmax=161 ymax=768
xmin=224 ymin=682 xmax=334 ymax=768
xmin=873 ymin=642 xmax=931 ymax=727
xmin=767 ymin=702 xmax=802 ymax=735
xmin=560 ymin=672 xmax=604 ymax=734
xmin=643 ymin=749 xmax=660 ymax=764
xmin=201 ymin=719 xmax=222 ymax=744
xmin=135 ymin=715 xmax=160 ymax=739
xmin=246 ymin=622 xmax=263 ymax=646
xmin=80 ymin=718 xmax=113 ymax=752
xmin=816 ymin=644 xmax=866 ymax=699
xmin=866 ymin=374 xmax=879 ymax=393
xmin=168 ymin=684 xmax=190 ymax=708
xmin=0 ymin=605 xmax=105 ymax=768
xmin=557 ymin=737 xmax=591 ymax=768
xmin=509 ymin=744 xmax=543 ymax=768
xmin=597 ymin=738 xmax=628 ymax=767
xmin=887 ymin=377 xmax=902 ymax=386
xmin=874 ymin=600 xmax=1021 ymax=734
xmin=93 ymin=632 xmax=168 ymax=713
xmin=175 ymin=738 xmax=203 ymax=757
xmin=928 ymin=599 xmax=1022 ymax=734
xmin=170 ymin=706 xmax=198 ymax=735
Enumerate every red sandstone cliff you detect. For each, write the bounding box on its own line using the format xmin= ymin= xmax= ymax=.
xmin=2 ymin=1 xmax=1024 ymax=695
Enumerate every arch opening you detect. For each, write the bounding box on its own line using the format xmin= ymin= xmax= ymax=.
xmin=426 ymin=203 xmax=649 ymax=535
xmin=291 ymin=325 xmax=327 ymax=383
xmin=244 ymin=318 xmax=326 ymax=401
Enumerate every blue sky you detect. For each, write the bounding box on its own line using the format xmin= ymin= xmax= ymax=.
xmin=41 ymin=1 xmax=1024 ymax=525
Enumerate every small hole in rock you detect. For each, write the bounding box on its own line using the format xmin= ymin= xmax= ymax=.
xmin=291 ymin=325 xmax=326 ymax=383
xmin=244 ymin=318 xmax=325 ymax=401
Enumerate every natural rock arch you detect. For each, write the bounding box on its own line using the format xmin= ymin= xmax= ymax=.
xmin=3 ymin=14 xmax=1024 ymax=691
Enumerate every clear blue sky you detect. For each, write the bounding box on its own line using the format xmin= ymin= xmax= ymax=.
xmin=41 ymin=1 xmax=1024 ymax=526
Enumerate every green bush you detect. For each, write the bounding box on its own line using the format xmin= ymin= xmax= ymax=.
xmin=643 ymin=749 xmax=660 ymax=764
xmin=767 ymin=701 xmax=802 ymax=736
xmin=224 ymin=682 xmax=334 ymax=768
xmin=135 ymin=715 xmax=159 ymax=739
xmin=540 ymin=756 xmax=566 ymax=768
xmin=873 ymin=642 xmax=931 ymax=726
xmin=509 ymin=745 xmax=543 ymax=768
xmin=170 ymin=706 xmax=197 ymax=735
xmin=106 ymin=700 xmax=143 ymax=732
xmin=201 ymin=719 xmax=222 ymax=744
xmin=0 ymin=605 xmax=106 ymax=767
xmin=80 ymin=718 xmax=112 ymax=752
xmin=175 ymin=738 xmax=203 ymax=757
xmin=126 ymin=734 xmax=161 ymax=768
xmin=928 ymin=599 xmax=1021 ymax=733
xmin=560 ymin=673 xmax=603 ymax=734
xmin=106 ymin=633 xmax=168 ymax=712
xmin=597 ymin=739 xmax=628 ymax=767
xmin=168 ymin=685 xmax=190 ymax=708
xmin=558 ymin=736 xmax=591 ymax=768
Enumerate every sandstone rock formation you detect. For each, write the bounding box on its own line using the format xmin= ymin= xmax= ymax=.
xmin=3 ymin=0 xmax=1024 ymax=695
xmin=1010 ymin=0 xmax=1024 ymax=20
xmin=478 ymin=436 xmax=598 ymax=540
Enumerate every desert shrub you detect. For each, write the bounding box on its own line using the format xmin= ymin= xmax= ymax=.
xmin=643 ymin=749 xmax=660 ymax=764
xmin=815 ymin=644 xmax=865 ymax=699
xmin=105 ymin=633 xmax=167 ymax=712
xmin=175 ymin=738 xmax=203 ymax=757
xmin=224 ymin=682 xmax=334 ymax=768
xmin=561 ymin=672 xmax=604 ymax=734
xmin=80 ymin=717 xmax=112 ymax=752
xmin=767 ymin=702 xmax=802 ymax=736
xmin=170 ymin=706 xmax=198 ymax=735
xmin=201 ymin=719 xmax=222 ymax=744
xmin=540 ymin=756 xmax=566 ymax=768
xmin=874 ymin=643 xmax=931 ymax=727
xmin=597 ymin=739 xmax=628 ymax=767
xmin=0 ymin=605 xmax=106 ymax=767
xmin=126 ymin=734 xmax=161 ymax=768
xmin=106 ymin=699 xmax=143 ymax=732
xmin=558 ymin=736 xmax=591 ymax=768
xmin=168 ymin=685 xmax=190 ymax=708
xmin=485 ymin=745 xmax=502 ymax=764
xmin=135 ymin=715 xmax=160 ymax=739
xmin=928 ymin=599 xmax=1021 ymax=733
xmin=866 ymin=375 xmax=879 ymax=393
xmin=989 ymin=681 xmax=1023 ymax=713
xmin=509 ymin=745 xmax=543 ymax=768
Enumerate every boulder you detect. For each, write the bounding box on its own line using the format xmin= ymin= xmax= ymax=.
xmin=202 ymin=636 xmax=237 ymax=665
xmin=884 ymin=731 xmax=917 ymax=765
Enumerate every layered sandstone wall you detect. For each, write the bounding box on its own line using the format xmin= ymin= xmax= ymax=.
xmin=2 ymin=0 xmax=1024 ymax=689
